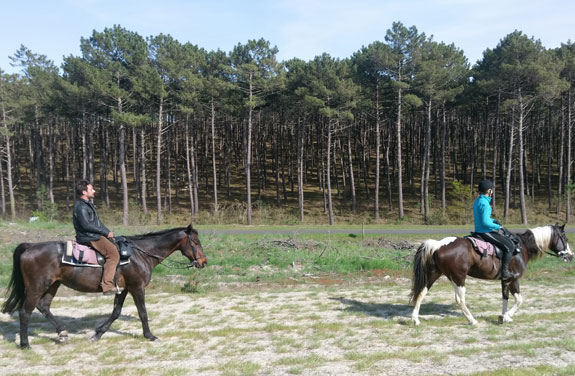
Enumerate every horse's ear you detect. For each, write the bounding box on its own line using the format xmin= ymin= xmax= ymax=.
xmin=561 ymin=223 xmax=566 ymax=231
xmin=186 ymin=223 xmax=194 ymax=233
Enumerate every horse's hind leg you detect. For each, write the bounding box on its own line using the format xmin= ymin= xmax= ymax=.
xmin=450 ymin=280 xmax=478 ymax=325
xmin=36 ymin=282 xmax=68 ymax=343
xmin=412 ymin=270 xmax=442 ymax=326
xmin=18 ymin=290 xmax=44 ymax=349
xmin=91 ymin=290 xmax=128 ymax=341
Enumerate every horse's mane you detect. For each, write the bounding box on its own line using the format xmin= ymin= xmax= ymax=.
xmin=519 ymin=225 xmax=552 ymax=257
xmin=127 ymin=227 xmax=190 ymax=241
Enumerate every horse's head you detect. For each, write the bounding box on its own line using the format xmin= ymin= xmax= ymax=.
xmin=181 ymin=224 xmax=207 ymax=268
xmin=550 ymin=224 xmax=573 ymax=262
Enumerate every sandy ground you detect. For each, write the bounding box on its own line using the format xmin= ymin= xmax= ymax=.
xmin=1 ymin=274 xmax=575 ymax=376
xmin=1 ymin=225 xmax=574 ymax=375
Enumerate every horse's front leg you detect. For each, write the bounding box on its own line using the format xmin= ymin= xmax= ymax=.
xmin=131 ymin=287 xmax=158 ymax=341
xmin=450 ymin=280 xmax=478 ymax=325
xmin=36 ymin=282 xmax=68 ymax=343
xmin=91 ymin=290 xmax=128 ymax=341
xmin=499 ymin=280 xmax=522 ymax=324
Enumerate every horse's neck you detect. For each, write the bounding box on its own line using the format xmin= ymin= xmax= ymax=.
xmin=136 ymin=233 xmax=181 ymax=258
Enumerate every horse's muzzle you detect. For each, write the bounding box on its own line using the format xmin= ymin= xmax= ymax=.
xmin=559 ymin=251 xmax=573 ymax=262
xmin=189 ymin=259 xmax=207 ymax=269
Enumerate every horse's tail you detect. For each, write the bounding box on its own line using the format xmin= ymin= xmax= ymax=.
xmin=409 ymin=237 xmax=456 ymax=305
xmin=1 ymin=243 xmax=29 ymax=314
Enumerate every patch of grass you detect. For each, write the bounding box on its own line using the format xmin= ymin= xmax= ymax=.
xmin=218 ymin=360 xmax=261 ymax=376
xmin=468 ymin=364 xmax=575 ymax=376
xmin=274 ymin=353 xmax=329 ymax=368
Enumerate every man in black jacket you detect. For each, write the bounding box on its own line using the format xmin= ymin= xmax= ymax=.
xmin=73 ymin=180 xmax=121 ymax=295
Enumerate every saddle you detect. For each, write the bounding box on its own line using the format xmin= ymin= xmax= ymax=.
xmin=61 ymin=237 xmax=134 ymax=267
xmin=464 ymin=236 xmax=502 ymax=259
xmin=465 ymin=231 xmax=522 ymax=259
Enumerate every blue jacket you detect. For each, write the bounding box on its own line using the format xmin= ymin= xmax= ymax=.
xmin=473 ymin=195 xmax=500 ymax=233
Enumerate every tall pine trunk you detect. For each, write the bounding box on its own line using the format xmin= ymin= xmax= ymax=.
xmin=2 ymin=105 xmax=15 ymax=219
xmin=297 ymin=116 xmax=305 ymax=223
xmin=245 ymin=73 xmax=253 ymax=224
xmin=518 ymin=90 xmax=528 ymax=224
xmin=327 ymin=122 xmax=334 ymax=225
xmin=374 ymin=82 xmax=380 ymax=220
xmin=396 ymin=85 xmax=404 ymax=219
xmin=156 ymin=96 xmax=164 ymax=224
xmin=211 ymin=98 xmax=218 ymax=213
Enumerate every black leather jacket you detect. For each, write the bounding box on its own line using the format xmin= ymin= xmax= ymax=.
xmin=73 ymin=199 xmax=111 ymax=244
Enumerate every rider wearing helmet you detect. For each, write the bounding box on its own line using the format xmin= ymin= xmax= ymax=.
xmin=473 ymin=180 xmax=518 ymax=280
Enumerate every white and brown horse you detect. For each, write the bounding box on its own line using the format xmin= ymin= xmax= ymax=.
xmin=410 ymin=224 xmax=573 ymax=325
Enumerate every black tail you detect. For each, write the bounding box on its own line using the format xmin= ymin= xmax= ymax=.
xmin=409 ymin=242 xmax=430 ymax=305
xmin=1 ymin=243 xmax=29 ymax=314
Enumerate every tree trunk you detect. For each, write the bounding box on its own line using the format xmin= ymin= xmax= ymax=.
xmin=374 ymin=81 xmax=380 ymax=220
xmin=440 ymin=103 xmax=447 ymax=216
xmin=327 ymin=122 xmax=334 ymax=225
xmin=185 ymin=123 xmax=195 ymax=216
xmin=246 ymin=73 xmax=253 ymax=224
xmin=558 ymin=98 xmax=566 ymax=218
xmin=396 ymin=85 xmax=404 ymax=219
xmin=567 ymin=86 xmax=572 ymax=223
xmin=2 ymin=105 xmax=15 ymax=219
xmin=156 ymin=95 xmax=164 ymax=224
xmin=504 ymin=111 xmax=515 ymax=220
xmin=348 ymin=131 xmax=356 ymax=213
xmin=211 ymin=97 xmax=218 ymax=213
xmin=518 ymin=90 xmax=528 ymax=225
xmin=140 ymin=126 xmax=148 ymax=214
xmin=297 ymin=116 xmax=305 ymax=223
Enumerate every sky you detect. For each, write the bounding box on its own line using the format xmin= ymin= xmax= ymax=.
xmin=1 ymin=0 xmax=574 ymax=74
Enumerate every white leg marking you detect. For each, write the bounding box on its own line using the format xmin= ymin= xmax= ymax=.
xmin=503 ymin=293 xmax=523 ymax=322
xmin=451 ymin=281 xmax=478 ymax=325
xmin=411 ymin=287 xmax=428 ymax=326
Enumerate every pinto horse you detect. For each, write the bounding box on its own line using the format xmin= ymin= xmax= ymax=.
xmin=410 ymin=224 xmax=572 ymax=326
xmin=1 ymin=224 xmax=207 ymax=348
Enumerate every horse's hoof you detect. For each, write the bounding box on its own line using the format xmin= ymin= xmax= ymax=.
xmin=20 ymin=343 xmax=31 ymax=350
xmin=470 ymin=320 xmax=479 ymax=326
xmin=498 ymin=315 xmax=504 ymax=324
xmin=412 ymin=319 xmax=421 ymax=326
xmin=90 ymin=335 xmax=101 ymax=342
xmin=57 ymin=336 xmax=69 ymax=344
xmin=148 ymin=336 xmax=160 ymax=342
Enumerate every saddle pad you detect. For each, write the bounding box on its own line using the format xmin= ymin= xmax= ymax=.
xmin=62 ymin=241 xmax=130 ymax=268
xmin=466 ymin=237 xmax=496 ymax=257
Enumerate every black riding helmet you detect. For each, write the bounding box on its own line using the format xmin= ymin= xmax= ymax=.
xmin=478 ymin=180 xmax=494 ymax=193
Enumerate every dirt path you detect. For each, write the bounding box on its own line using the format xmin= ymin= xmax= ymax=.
xmin=1 ymin=275 xmax=575 ymax=375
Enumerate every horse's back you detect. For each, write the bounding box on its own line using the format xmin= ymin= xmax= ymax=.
xmin=18 ymin=241 xmax=66 ymax=266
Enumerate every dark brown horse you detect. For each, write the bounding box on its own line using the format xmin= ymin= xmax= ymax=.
xmin=2 ymin=224 xmax=207 ymax=348
xmin=410 ymin=224 xmax=572 ymax=326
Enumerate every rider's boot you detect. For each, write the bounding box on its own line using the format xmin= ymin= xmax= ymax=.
xmin=500 ymin=250 xmax=517 ymax=280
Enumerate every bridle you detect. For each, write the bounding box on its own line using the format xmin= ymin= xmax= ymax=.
xmin=545 ymin=227 xmax=571 ymax=260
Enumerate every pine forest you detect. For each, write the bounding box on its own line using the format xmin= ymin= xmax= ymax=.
xmin=1 ymin=22 xmax=575 ymax=226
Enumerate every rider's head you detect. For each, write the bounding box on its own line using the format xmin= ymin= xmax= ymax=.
xmin=75 ymin=180 xmax=92 ymax=197
xmin=478 ymin=180 xmax=494 ymax=196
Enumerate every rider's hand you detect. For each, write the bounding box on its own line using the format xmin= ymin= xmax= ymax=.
xmin=493 ymin=219 xmax=502 ymax=226
xmin=107 ymin=232 xmax=114 ymax=239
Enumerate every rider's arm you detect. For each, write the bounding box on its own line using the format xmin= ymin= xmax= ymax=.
xmin=478 ymin=200 xmax=500 ymax=232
